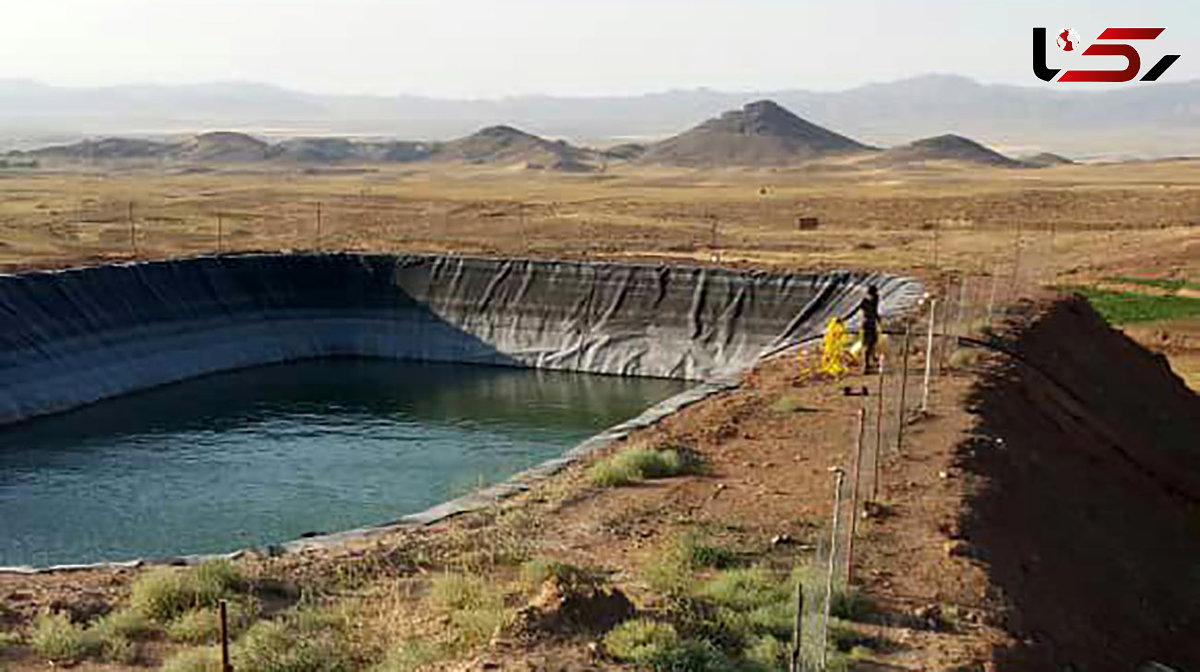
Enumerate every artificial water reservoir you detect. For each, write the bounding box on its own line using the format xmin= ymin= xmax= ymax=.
xmin=0 ymin=253 xmax=921 ymax=568
xmin=0 ymin=358 xmax=686 ymax=566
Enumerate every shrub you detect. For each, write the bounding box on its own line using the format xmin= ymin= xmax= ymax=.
xmin=130 ymin=560 xmax=245 ymax=622
xmin=161 ymin=646 xmax=224 ymax=672
xmin=30 ymin=612 xmax=97 ymax=663
xmin=743 ymin=634 xmax=788 ymax=669
xmin=194 ymin=559 xmax=245 ymax=597
xmin=646 ymin=638 xmax=728 ymax=670
xmin=0 ymin=629 xmax=24 ymax=649
xmin=520 ymin=559 xmax=607 ymax=592
xmin=678 ymin=531 xmax=739 ymax=569
xmin=644 ymin=531 xmax=740 ymax=599
xmin=604 ymin=619 xmax=728 ymax=670
xmin=603 ymin=619 xmax=681 ymax=664
xmin=167 ymin=598 xmax=260 ymax=644
xmin=372 ymin=638 xmax=449 ymax=671
xmin=590 ymin=447 xmax=700 ymax=487
xmin=589 ymin=457 xmax=642 ymax=487
xmin=429 ymin=572 xmax=505 ymax=647
xmin=429 ymin=572 xmax=494 ymax=612
xmin=94 ymin=607 xmax=157 ymax=639
xmin=829 ymin=587 xmax=872 ymax=622
xmin=30 ymin=609 xmax=148 ymax=664
xmin=699 ymin=568 xmax=786 ymax=613
xmin=96 ymin=628 xmax=137 ymax=664
xmin=644 ymin=548 xmax=693 ymax=598
xmin=234 ymin=609 xmax=356 ymax=672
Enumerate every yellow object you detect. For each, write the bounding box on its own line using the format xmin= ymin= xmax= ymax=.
xmin=820 ymin=317 xmax=851 ymax=378
xmin=797 ymin=317 xmax=882 ymax=378
xmin=848 ymin=338 xmax=864 ymax=358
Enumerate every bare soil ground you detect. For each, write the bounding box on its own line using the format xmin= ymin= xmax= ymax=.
xmin=0 ymin=161 xmax=1197 ymax=670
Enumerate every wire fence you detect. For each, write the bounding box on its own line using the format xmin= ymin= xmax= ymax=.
xmin=794 ymin=238 xmax=1053 ymax=668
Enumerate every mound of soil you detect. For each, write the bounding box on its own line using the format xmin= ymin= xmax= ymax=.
xmin=874 ymin=134 xmax=1021 ymax=168
xmin=639 ymin=99 xmax=873 ymax=167
xmin=499 ymin=576 xmax=634 ymax=641
xmin=959 ymin=297 xmax=1200 ymax=670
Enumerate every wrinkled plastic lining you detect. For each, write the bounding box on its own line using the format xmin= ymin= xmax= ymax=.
xmin=0 ymin=253 xmax=921 ymax=572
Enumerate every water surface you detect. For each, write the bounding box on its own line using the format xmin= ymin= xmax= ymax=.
xmin=0 ymin=359 xmax=685 ymax=566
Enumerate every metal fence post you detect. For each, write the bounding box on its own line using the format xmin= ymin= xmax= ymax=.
xmin=872 ymin=355 xmax=885 ymax=501
xmin=895 ymin=321 xmax=912 ymax=454
xmin=219 ymin=599 xmax=232 ymax=672
xmin=986 ymin=265 xmax=998 ymax=324
xmin=821 ymin=467 xmax=846 ymax=670
xmin=921 ymin=298 xmax=937 ymax=414
xmin=128 ymin=201 xmax=137 ymax=258
xmin=846 ymin=409 xmax=866 ymax=585
xmin=790 ymin=579 xmax=804 ymax=672
xmin=316 ymin=201 xmax=323 ymax=250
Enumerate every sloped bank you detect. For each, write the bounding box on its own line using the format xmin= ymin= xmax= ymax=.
xmin=0 ymin=254 xmax=920 ymax=425
xmin=0 ymin=254 xmax=920 ymax=570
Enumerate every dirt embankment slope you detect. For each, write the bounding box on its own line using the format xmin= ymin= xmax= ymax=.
xmin=959 ymin=297 xmax=1200 ymax=670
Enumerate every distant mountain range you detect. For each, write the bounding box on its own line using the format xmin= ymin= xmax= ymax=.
xmin=10 ymin=100 xmax=1055 ymax=171
xmin=2 ymin=75 xmax=1199 ymax=158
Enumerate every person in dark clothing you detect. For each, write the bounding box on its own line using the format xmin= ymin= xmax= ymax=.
xmin=853 ymin=285 xmax=881 ymax=373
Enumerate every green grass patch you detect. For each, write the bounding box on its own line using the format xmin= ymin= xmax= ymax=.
xmin=29 ymin=610 xmax=144 ymax=665
xmin=602 ymin=619 xmax=727 ymax=670
xmin=698 ymin=568 xmax=787 ymax=613
xmin=161 ymin=646 xmax=224 ymax=672
xmin=644 ymin=531 xmax=743 ymax=599
xmin=428 ymin=572 xmax=506 ymax=648
xmin=30 ymin=612 xmax=95 ymax=664
xmin=372 ymin=637 xmax=452 ymax=672
xmin=590 ymin=446 xmax=702 ymax=487
xmin=770 ymin=395 xmax=817 ymax=414
xmin=0 ymin=630 xmax=23 ymax=651
xmin=743 ymin=633 xmax=790 ymax=669
xmin=166 ymin=598 xmax=260 ymax=644
xmin=635 ymin=556 xmax=881 ymax=670
xmin=234 ymin=608 xmax=357 ymax=672
xmin=679 ymin=530 xmax=740 ymax=570
xmin=520 ymin=559 xmax=608 ymax=591
xmin=1068 ymin=286 xmax=1200 ymax=324
xmin=1105 ymin=275 xmax=1198 ymax=292
xmin=94 ymin=607 xmax=158 ymax=640
xmin=130 ymin=559 xmax=246 ymax=623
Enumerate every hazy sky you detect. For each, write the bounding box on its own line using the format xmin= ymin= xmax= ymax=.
xmin=1 ymin=0 xmax=1196 ymax=97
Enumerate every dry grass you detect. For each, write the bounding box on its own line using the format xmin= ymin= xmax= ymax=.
xmin=2 ymin=162 xmax=1197 ymax=286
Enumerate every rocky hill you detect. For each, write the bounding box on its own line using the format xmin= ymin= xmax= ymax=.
xmin=871 ymin=133 xmax=1022 ymax=168
xmin=25 ymin=137 xmax=176 ymax=161
xmin=639 ymin=100 xmax=873 ymax=167
xmin=430 ymin=125 xmax=598 ymax=170
xmin=1021 ymin=152 xmax=1075 ymax=167
xmin=176 ymin=132 xmax=270 ymax=163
